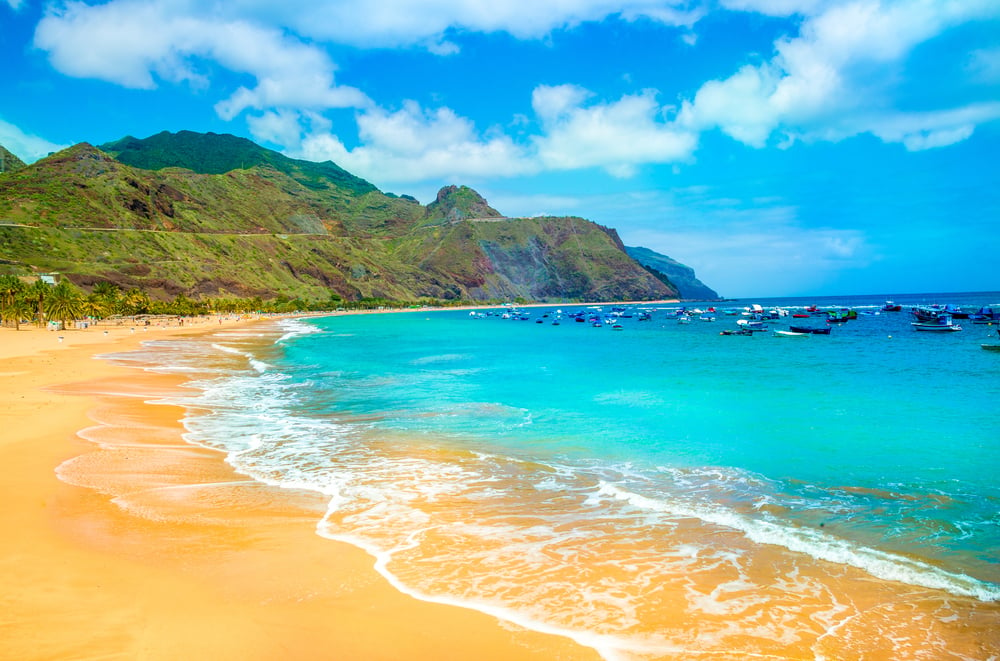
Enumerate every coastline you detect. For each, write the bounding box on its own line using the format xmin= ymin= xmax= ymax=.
xmin=0 ymin=318 xmax=597 ymax=660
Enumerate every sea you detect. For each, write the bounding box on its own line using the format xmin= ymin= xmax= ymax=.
xmin=103 ymin=292 xmax=1000 ymax=660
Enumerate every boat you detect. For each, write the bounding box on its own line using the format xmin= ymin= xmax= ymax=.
xmin=720 ymin=328 xmax=753 ymax=336
xmin=826 ymin=309 xmax=856 ymax=322
xmin=971 ymin=307 xmax=1000 ymax=324
xmin=911 ymin=315 xmax=962 ymax=332
xmin=792 ymin=313 xmax=811 ymax=318
xmin=983 ymin=344 xmax=1000 ymax=351
xmin=789 ymin=325 xmax=831 ymax=335
xmin=911 ymin=305 xmax=945 ymax=322
xmin=774 ymin=330 xmax=810 ymax=337
xmin=881 ymin=301 xmax=902 ymax=312
xmin=736 ymin=320 xmax=769 ymax=332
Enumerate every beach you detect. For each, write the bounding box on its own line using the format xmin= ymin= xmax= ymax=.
xmin=0 ymin=318 xmax=596 ymax=660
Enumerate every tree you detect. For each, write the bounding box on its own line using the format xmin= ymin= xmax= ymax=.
xmin=0 ymin=275 xmax=26 ymax=328
xmin=0 ymin=296 xmax=32 ymax=330
xmin=44 ymin=281 xmax=83 ymax=329
xmin=81 ymin=293 xmax=111 ymax=320
xmin=121 ymin=288 xmax=150 ymax=315
xmin=25 ymin=280 xmax=50 ymax=327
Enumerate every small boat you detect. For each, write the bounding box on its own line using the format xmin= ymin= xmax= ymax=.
xmin=792 ymin=313 xmax=811 ymax=318
xmin=827 ymin=309 xmax=856 ymax=322
xmin=912 ymin=315 xmax=962 ymax=332
xmin=774 ymin=330 xmax=810 ymax=337
xmin=971 ymin=307 xmax=1000 ymax=324
xmin=720 ymin=328 xmax=753 ymax=336
xmin=881 ymin=301 xmax=902 ymax=312
xmin=983 ymin=344 xmax=1000 ymax=351
xmin=911 ymin=305 xmax=945 ymax=322
xmin=789 ymin=325 xmax=831 ymax=335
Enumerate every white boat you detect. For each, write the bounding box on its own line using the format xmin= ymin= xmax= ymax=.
xmin=911 ymin=315 xmax=962 ymax=332
xmin=774 ymin=330 xmax=810 ymax=337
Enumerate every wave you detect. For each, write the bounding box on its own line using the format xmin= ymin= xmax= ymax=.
xmin=210 ymin=343 xmax=270 ymax=373
xmin=600 ymin=481 xmax=1000 ymax=602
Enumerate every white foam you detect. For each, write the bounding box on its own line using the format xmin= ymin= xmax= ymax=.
xmin=210 ymin=343 xmax=270 ymax=373
xmin=600 ymin=482 xmax=1000 ymax=602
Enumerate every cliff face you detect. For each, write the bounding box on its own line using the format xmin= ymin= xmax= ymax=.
xmin=0 ymin=132 xmax=697 ymax=302
xmin=625 ymin=246 xmax=720 ymax=300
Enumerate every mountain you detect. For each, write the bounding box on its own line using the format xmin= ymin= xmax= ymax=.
xmin=0 ymin=132 xmax=700 ymax=303
xmin=102 ymin=130 xmax=377 ymax=195
xmin=0 ymin=145 xmax=26 ymax=174
xmin=625 ymin=246 xmax=720 ymax=300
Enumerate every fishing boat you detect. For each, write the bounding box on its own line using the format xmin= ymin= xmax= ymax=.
xmin=789 ymin=325 xmax=832 ymax=335
xmin=911 ymin=305 xmax=945 ymax=322
xmin=911 ymin=315 xmax=962 ymax=332
xmin=971 ymin=307 xmax=1000 ymax=324
xmin=881 ymin=301 xmax=902 ymax=312
xmin=774 ymin=330 xmax=810 ymax=337
xmin=826 ymin=309 xmax=857 ymax=322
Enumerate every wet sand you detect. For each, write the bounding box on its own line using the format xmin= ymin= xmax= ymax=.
xmin=0 ymin=319 xmax=595 ymax=660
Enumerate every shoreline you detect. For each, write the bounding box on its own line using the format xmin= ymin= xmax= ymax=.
xmin=0 ymin=318 xmax=597 ymax=660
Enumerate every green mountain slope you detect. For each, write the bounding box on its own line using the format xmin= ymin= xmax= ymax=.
xmin=102 ymin=130 xmax=377 ymax=195
xmin=0 ymin=132 xmax=697 ymax=303
xmin=0 ymin=145 xmax=26 ymax=174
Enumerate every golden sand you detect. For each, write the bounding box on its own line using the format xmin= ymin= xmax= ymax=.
xmin=0 ymin=319 xmax=596 ymax=660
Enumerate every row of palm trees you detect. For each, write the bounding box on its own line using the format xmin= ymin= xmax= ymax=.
xmin=0 ymin=275 xmax=496 ymax=330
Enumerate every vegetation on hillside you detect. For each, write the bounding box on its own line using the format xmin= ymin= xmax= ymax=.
xmin=0 ymin=131 xmax=697 ymax=305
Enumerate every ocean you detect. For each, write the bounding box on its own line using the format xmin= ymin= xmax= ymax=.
xmin=106 ymin=292 xmax=1000 ymax=659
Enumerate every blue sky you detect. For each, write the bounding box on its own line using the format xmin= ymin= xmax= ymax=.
xmin=1 ymin=0 xmax=998 ymax=298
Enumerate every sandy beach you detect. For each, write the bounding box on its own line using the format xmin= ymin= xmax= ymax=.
xmin=0 ymin=317 xmax=596 ymax=660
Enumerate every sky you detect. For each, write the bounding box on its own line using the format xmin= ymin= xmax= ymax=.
xmin=1 ymin=0 xmax=998 ymax=298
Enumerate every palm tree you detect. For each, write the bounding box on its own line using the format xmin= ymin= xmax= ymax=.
xmin=44 ymin=281 xmax=83 ymax=329
xmin=1 ymin=297 xmax=33 ymax=330
xmin=25 ymin=280 xmax=50 ymax=327
xmin=0 ymin=275 xmax=25 ymax=327
xmin=81 ymin=293 xmax=111 ymax=320
xmin=121 ymin=288 xmax=150 ymax=315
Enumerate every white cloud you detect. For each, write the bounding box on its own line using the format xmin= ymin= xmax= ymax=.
xmin=246 ymin=110 xmax=304 ymax=148
xmin=34 ymin=0 xmax=370 ymax=118
xmin=679 ymin=0 xmax=1000 ymax=150
xmin=295 ymin=101 xmax=535 ymax=184
xmin=0 ymin=118 xmax=69 ymax=162
xmin=867 ymin=103 xmax=1000 ymax=151
xmin=532 ymin=84 xmax=697 ymax=176
xmin=4 ymin=0 xmax=26 ymax=10
xmin=720 ymin=0 xmax=831 ymax=17
xmin=222 ymin=0 xmax=705 ymax=47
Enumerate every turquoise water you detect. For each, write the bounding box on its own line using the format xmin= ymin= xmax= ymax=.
xmin=125 ymin=292 xmax=1000 ymax=657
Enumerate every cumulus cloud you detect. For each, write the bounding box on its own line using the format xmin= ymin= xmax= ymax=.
xmin=294 ymin=101 xmax=535 ymax=184
xmin=0 ymin=118 xmax=69 ymax=162
xmin=4 ymin=0 xmax=26 ymax=10
xmin=34 ymin=0 xmax=370 ymax=116
xmin=532 ymin=84 xmax=697 ymax=177
xmin=287 ymin=84 xmax=702 ymax=186
xmin=221 ymin=0 xmax=704 ymax=48
xmin=679 ymin=0 xmax=1000 ymax=150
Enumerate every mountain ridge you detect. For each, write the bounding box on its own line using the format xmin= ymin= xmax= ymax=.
xmin=0 ymin=132 xmax=712 ymax=303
